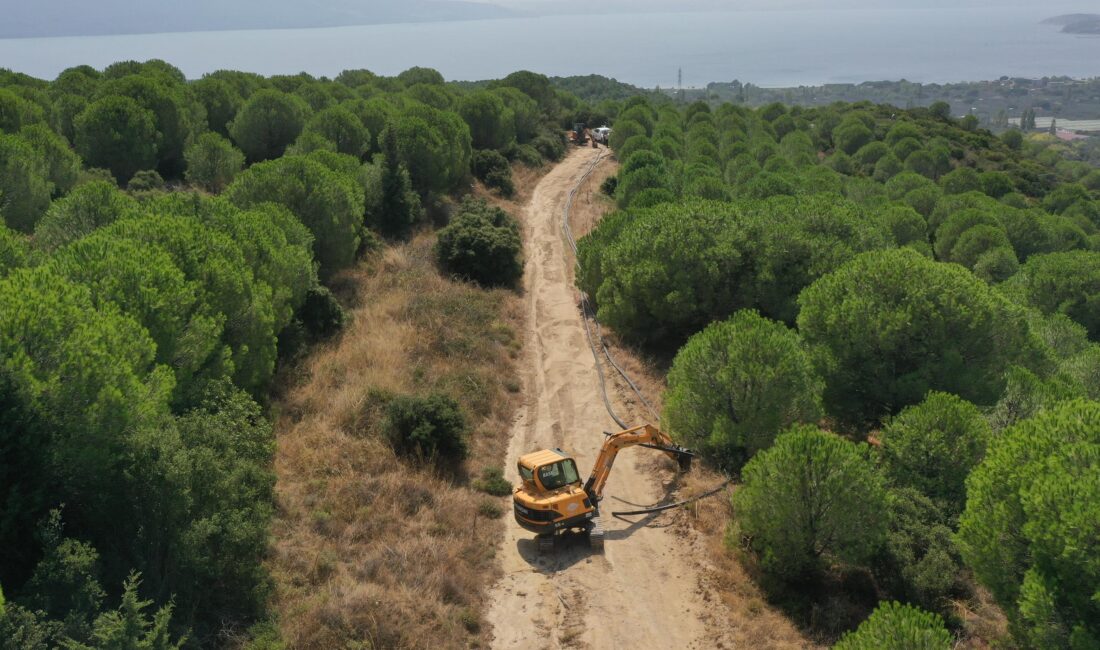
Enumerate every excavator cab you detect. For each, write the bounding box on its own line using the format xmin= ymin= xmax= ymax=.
xmin=512 ymin=449 xmax=598 ymax=549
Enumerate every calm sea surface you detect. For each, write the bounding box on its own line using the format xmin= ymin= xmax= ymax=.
xmin=1 ymin=7 xmax=1099 ymax=85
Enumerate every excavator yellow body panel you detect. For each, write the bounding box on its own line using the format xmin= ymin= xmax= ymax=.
xmin=512 ymin=449 xmax=596 ymax=534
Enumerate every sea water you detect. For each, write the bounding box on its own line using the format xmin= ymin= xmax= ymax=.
xmin=0 ymin=6 xmax=1098 ymax=86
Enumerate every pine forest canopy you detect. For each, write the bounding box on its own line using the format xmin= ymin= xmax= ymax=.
xmin=0 ymin=59 xmax=574 ymax=649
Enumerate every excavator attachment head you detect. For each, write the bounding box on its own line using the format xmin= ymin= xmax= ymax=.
xmin=626 ymin=439 xmax=694 ymax=472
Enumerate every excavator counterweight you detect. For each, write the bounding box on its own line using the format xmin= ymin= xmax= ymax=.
xmin=512 ymin=425 xmax=692 ymax=552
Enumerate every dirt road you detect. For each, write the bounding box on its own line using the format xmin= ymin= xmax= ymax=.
xmin=485 ymin=148 xmax=730 ymax=649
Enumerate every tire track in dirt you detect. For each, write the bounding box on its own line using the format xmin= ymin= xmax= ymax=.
xmin=485 ymin=148 xmax=727 ymax=650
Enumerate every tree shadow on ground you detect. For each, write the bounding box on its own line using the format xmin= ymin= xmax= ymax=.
xmin=746 ymin=562 xmax=881 ymax=644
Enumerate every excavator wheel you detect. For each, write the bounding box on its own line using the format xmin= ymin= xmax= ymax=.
xmin=588 ymin=518 xmax=605 ymax=552
xmin=537 ymin=534 xmax=555 ymax=554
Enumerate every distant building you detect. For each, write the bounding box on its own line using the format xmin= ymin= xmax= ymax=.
xmin=1055 ymin=129 xmax=1090 ymax=142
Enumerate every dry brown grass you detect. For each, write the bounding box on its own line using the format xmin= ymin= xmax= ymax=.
xmin=470 ymin=160 xmax=545 ymax=214
xmin=954 ymin=586 xmax=1012 ymax=648
xmin=267 ymin=159 xmax=553 ymax=649
xmin=269 ymin=235 xmax=524 ymax=649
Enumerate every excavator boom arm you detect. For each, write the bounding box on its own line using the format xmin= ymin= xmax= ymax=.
xmin=582 ymin=424 xmax=692 ymax=501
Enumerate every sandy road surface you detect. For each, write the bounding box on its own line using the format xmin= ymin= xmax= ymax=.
xmin=486 ymin=147 xmax=730 ymax=650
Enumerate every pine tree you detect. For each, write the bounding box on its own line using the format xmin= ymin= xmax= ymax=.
xmin=68 ymin=573 xmax=185 ymax=650
xmin=377 ymin=121 xmax=421 ymax=238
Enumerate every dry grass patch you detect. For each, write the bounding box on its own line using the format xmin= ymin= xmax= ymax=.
xmin=471 ymin=160 xmax=544 ymax=214
xmin=269 ymin=234 xmax=523 ymax=649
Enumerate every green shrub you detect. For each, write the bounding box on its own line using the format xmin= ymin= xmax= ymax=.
xmin=471 ymin=149 xmax=515 ymax=197
xmin=472 ymin=149 xmax=509 ymax=180
xmin=834 ymin=601 xmax=952 ymax=650
xmin=514 ymin=144 xmax=543 ymax=168
xmin=879 ymin=392 xmax=990 ymax=515
xmin=630 ymin=188 xmax=676 ymax=208
xmin=127 ymin=169 xmax=164 ymax=192
xmin=299 ymin=285 xmax=346 ymax=341
xmin=733 ymin=425 xmax=887 ymax=579
xmin=958 ymin=399 xmax=1100 ymax=648
xmin=473 ymin=467 xmax=513 ymax=496
xmin=532 ymin=131 xmax=566 ymax=162
xmin=226 ymin=155 xmax=364 ymax=280
xmin=243 ymin=622 xmax=286 ymax=650
xmin=229 ymin=89 xmax=309 ymax=162
xmin=1006 ymin=251 xmax=1100 ymax=339
xmin=385 ymin=393 xmax=468 ymax=463
xmin=185 ymin=132 xmax=245 ymax=193
xmin=874 ymin=488 xmax=964 ymax=612
xmin=600 ymin=175 xmax=618 ymax=196
xmin=477 ymin=501 xmax=504 ymax=518
xmin=436 ymin=199 xmax=522 ymax=287
xmin=798 ymin=248 xmax=1042 ymax=429
xmin=665 ymin=311 xmax=822 ymax=469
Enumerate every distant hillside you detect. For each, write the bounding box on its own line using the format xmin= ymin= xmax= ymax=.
xmin=1 ymin=0 xmax=517 ymax=38
xmin=550 ymin=75 xmax=656 ymax=103
xmin=1043 ymin=13 xmax=1100 ymax=34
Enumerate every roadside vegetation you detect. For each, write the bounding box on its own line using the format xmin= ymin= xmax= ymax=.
xmin=580 ymin=93 xmax=1100 ymax=647
xmin=268 ymin=234 xmax=523 ymax=648
xmin=0 ymin=59 xmax=572 ymax=649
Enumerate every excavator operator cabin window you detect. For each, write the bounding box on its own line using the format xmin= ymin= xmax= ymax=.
xmin=538 ymin=459 xmax=579 ymax=491
xmin=518 ymin=465 xmax=534 ymax=482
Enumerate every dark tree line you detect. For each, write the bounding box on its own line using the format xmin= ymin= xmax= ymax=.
xmin=0 ymin=60 xmax=564 ymax=649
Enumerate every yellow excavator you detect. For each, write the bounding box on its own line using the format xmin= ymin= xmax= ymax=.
xmin=512 ymin=424 xmax=693 ymax=552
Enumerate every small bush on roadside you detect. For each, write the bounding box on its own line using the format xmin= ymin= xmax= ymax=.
xmin=477 ymin=501 xmax=503 ymax=518
xmin=472 ymin=149 xmax=508 ymax=179
xmin=385 ymin=393 xmax=468 ymax=463
xmin=515 ymin=144 xmax=544 ymax=167
xmin=532 ymin=131 xmax=566 ymax=162
xmin=473 ymin=467 xmax=513 ymax=496
xmin=472 ymin=150 xmax=516 ymax=198
xmin=600 ymin=175 xmax=618 ymax=196
xmin=485 ymin=168 xmax=515 ymax=197
xmin=436 ymin=198 xmax=523 ymax=287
